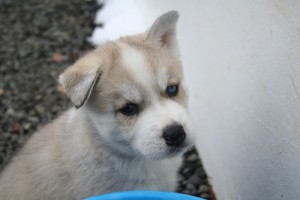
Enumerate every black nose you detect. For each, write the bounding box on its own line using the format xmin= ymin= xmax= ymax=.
xmin=162 ymin=123 xmax=186 ymax=147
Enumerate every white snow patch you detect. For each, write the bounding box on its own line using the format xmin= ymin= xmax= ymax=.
xmin=88 ymin=0 xmax=146 ymax=45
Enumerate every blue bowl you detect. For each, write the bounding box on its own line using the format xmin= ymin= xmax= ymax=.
xmin=85 ymin=191 xmax=204 ymax=200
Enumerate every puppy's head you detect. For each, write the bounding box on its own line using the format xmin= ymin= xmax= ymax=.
xmin=59 ymin=11 xmax=194 ymax=160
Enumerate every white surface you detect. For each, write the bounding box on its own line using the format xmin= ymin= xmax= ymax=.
xmin=88 ymin=0 xmax=146 ymax=45
xmin=134 ymin=1 xmax=300 ymax=200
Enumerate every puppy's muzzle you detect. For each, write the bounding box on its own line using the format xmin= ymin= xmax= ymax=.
xmin=162 ymin=123 xmax=186 ymax=147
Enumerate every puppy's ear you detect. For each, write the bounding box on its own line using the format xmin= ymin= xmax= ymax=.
xmin=59 ymin=52 xmax=102 ymax=108
xmin=146 ymin=10 xmax=179 ymax=55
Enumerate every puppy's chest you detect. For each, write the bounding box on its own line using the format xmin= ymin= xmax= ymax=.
xmin=124 ymin=157 xmax=182 ymax=191
xmin=85 ymin=156 xmax=183 ymax=193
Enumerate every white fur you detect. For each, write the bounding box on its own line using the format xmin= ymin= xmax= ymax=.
xmin=66 ymin=107 xmax=76 ymax=124
xmin=133 ymin=100 xmax=194 ymax=160
xmin=120 ymin=84 xmax=143 ymax=104
xmin=157 ymin=68 xmax=169 ymax=91
xmin=80 ymin=107 xmax=183 ymax=192
xmin=119 ymin=42 xmax=153 ymax=93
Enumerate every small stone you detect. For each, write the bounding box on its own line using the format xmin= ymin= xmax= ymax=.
xmin=177 ymin=174 xmax=184 ymax=181
xmin=12 ymin=122 xmax=21 ymax=133
xmin=186 ymin=183 xmax=195 ymax=190
xmin=200 ymin=193 xmax=210 ymax=199
xmin=19 ymin=47 xmax=32 ymax=58
xmin=6 ymin=108 xmax=15 ymax=116
xmin=181 ymin=180 xmax=187 ymax=185
xmin=182 ymin=167 xmax=192 ymax=175
xmin=186 ymin=183 xmax=196 ymax=194
xmin=35 ymin=105 xmax=45 ymax=115
xmin=187 ymin=153 xmax=199 ymax=162
xmin=188 ymin=173 xmax=201 ymax=185
xmin=195 ymin=168 xmax=207 ymax=179
xmin=198 ymin=185 xmax=209 ymax=193
xmin=28 ymin=116 xmax=39 ymax=124
xmin=35 ymin=94 xmax=42 ymax=101
xmin=8 ymin=81 xmax=16 ymax=89
xmin=52 ymin=52 xmax=65 ymax=63
xmin=0 ymin=88 xmax=5 ymax=96
xmin=23 ymin=123 xmax=31 ymax=130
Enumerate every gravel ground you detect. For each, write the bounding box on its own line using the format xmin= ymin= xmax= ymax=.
xmin=0 ymin=1 xmax=215 ymax=199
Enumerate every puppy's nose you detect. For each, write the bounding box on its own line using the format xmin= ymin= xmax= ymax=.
xmin=162 ymin=123 xmax=186 ymax=147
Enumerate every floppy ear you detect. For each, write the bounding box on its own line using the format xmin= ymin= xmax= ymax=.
xmin=146 ymin=10 xmax=179 ymax=55
xmin=59 ymin=52 xmax=102 ymax=108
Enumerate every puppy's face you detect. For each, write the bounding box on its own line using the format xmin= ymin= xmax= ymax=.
xmin=60 ymin=11 xmax=194 ymax=160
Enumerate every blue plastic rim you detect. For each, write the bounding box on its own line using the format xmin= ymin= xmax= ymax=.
xmin=85 ymin=190 xmax=204 ymax=200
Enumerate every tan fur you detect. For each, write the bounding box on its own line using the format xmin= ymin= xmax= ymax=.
xmin=0 ymin=11 xmax=193 ymax=200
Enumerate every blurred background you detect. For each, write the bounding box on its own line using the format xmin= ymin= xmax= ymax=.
xmin=1 ymin=0 xmax=300 ymax=200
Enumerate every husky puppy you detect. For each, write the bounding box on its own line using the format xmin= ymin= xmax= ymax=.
xmin=0 ymin=11 xmax=194 ymax=200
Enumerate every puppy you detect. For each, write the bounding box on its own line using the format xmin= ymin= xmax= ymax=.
xmin=0 ymin=11 xmax=194 ymax=200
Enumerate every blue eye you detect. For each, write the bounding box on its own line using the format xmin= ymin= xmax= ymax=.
xmin=120 ymin=103 xmax=139 ymax=116
xmin=166 ymin=85 xmax=178 ymax=97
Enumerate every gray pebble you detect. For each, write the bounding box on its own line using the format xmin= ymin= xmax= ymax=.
xmin=200 ymin=193 xmax=210 ymax=199
xmin=186 ymin=183 xmax=196 ymax=194
xmin=198 ymin=185 xmax=209 ymax=193
xmin=35 ymin=105 xmax=45 ymax=115
xmin=187 ymin=153 xmax=199 ymax=162
xmin=6 ymin=108 xmax=15 ymax=116
xmin=23 ymin=123 xmax=31 ymax=130
xmin=188 ymin=173 xmax=201 ymax=185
